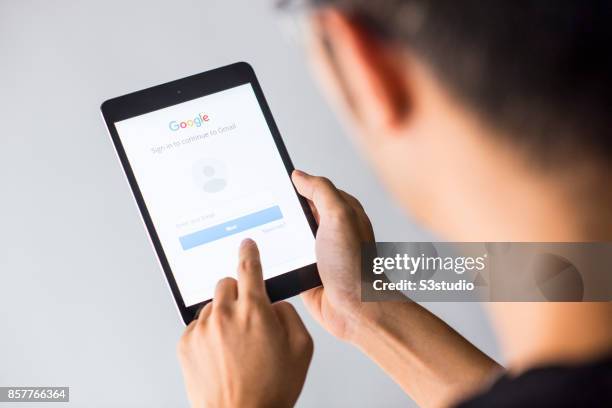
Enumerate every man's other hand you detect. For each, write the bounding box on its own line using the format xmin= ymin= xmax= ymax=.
xmin=292 ymin=170 xmax=375 ymax=341
xmin=178 ymin=239 xmax=313 ymax=408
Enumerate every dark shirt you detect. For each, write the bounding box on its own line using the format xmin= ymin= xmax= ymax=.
xmin=457 ymin=354 xmax=612 ymax=407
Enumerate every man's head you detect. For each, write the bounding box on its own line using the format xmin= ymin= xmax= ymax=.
xmin=295 ymin=1 xmax=612 ymax=239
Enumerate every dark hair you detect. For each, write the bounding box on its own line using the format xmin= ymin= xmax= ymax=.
xmin=305 ymin=0 xmax=612 ymax=164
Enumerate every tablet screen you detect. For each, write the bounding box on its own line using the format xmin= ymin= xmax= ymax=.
xmin=114 ymin=83 xmax=316 ymax=306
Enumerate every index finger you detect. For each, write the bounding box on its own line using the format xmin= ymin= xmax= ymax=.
xmin=237 ymin=238 xmax=266 ymax=301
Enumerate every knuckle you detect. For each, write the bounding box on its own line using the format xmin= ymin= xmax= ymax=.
xmin=249 ymin=300 xmax=269 ymax=316
xmin=305 ymin=332 xmax=314 ymax=352
xmin=211 ymin=305 xmax=232 ymax=325
xmin=316 ymin=176 xmax=334 ymax=190
xmin=216 ymin=304 xmax=232 ymax=318
xmin=347 ymin=194 xmax=364 ymax=210
xmin=297 ymin=330 xmax=314 ymax=354
xmin=243 ymin=291 xmax=264 ymax=305
xmin=215 ymin=277 xmax=237 ymax=297
xmin=272 ymin=301 xmax=291 ymax=318
xmin=327 ymin=203 xmax=355 ymax=223
xmin=240 ymin=307 xmax=260 ymax=328
xmin=217 ymin=277 xmax=237 ymax=288
xmin=278 ymin=301 xmax=295 ymax=314
xmin=239 ymin=258 xmax=261 ymax=272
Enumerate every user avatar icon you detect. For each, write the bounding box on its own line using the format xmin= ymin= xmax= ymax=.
xmin=192 ymin=158 xmax=228 ymax=193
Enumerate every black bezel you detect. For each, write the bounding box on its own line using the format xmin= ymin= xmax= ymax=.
xmin=101 ymin=62 xmax=320 ymax=325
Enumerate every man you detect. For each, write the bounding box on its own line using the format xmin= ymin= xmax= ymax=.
xmin=178 ymin=1 xmax=612 ymax=406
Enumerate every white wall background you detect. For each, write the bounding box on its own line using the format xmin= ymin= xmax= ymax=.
xmin=0 ymin=1 xmax=500 ymax=406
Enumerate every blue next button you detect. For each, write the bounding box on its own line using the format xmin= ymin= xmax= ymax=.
xmin=179 ymin=205 xmax=283 ymax=250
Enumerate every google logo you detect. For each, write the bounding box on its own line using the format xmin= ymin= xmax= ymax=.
xmin=169 ymin=113 xmax=210 ymax=131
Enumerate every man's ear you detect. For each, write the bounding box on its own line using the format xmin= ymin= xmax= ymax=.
xmin=309 ymin=9 xmax=411 ymax=132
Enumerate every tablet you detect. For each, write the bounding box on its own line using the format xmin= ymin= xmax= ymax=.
xmin=101 ymin=62 xmax=320 ymax=324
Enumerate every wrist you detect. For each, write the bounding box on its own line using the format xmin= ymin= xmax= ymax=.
xmin=343 ymin=302 xmax=385 ymax=344
xmin=345 ymin=301 xmax=423 ymax=347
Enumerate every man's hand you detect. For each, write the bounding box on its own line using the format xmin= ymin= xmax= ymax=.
xmin=292 ymin=169 xmax=375 ymax=340
xmin=177 ymin=239 xmax=313 ymax=408
xmin=293 ymin=170 xmax=501 ymax=406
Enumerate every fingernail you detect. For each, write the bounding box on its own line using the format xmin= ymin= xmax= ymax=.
xmin=240 ymin=238 xmax=255 ymax=248
xmin=293 ymin=169 xmax=308 ymax=177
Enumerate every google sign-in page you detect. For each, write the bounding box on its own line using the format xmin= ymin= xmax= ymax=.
xmin=115 ymin=84 xmax=316 ymax=306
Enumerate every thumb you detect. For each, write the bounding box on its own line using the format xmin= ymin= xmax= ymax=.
xmin=292 ymin=170 xmax=345 ymax=214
